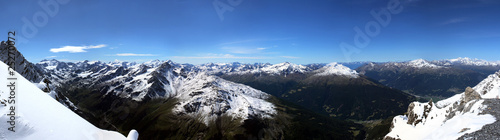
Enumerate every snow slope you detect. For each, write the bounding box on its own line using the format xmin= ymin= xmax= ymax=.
xmin=0 ymin=62 xmax=138 ymax=140
xmin=384 ymin=71 xmax=500 ymax=140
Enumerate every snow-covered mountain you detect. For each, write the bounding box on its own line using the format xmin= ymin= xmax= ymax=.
xmin=173 ymin=72 xmax=276 ymax=123
xmin=251 ymin=62 xmax=310 ymax=75
xmin=313 ymin=62 xmax=359 ymax=78
xmin=384 ymin=71 xmax=500 ymax=140
xmin=194 ymin=62 xmax=269 ymax=75
xmin=360 ymin=59 xmax=444 ymax=70
xmin=196 ymin=62 xmax=314 ymax=76
xmin=195 ymin=61 xmax=359 ymax=78
xmin=32 ymin=59 xmax=368 ymax=124
xmin=37 ymin=59 xmax=277 ymax=123
xmin=0 ymin=61 xmax=138 ymax=140
xmin=434 ymin=57 xmax=500 ymax=66
xmin=36 ymin=60 xmax=359 ymax=100
xmin=408 ymin=59 xmax=443 ymax=69
xmin=360 ymin=58 xmax=500 ymax=70
xmin=34 ymin=59 xmax=374 ymax=139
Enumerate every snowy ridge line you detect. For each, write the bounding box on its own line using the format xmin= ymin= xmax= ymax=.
xmin=363 ymin=57 xmax=500 ymax=70
xmin=441 ymin=57 xmax=500 ymax=66
xmin=37 ymin=59 xmax=360 ymax=77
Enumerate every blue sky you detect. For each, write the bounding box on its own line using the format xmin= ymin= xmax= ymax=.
xmin=0 ymin=0 xmax=499 ymax=64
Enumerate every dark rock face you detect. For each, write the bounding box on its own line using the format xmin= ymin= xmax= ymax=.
xmin=0 ymin=41 xmax=45 ymax=82
xmin=422 ymin=99 xmax=433 ymax=120
xmin=383 ymin=136 xmax=402 ymax=140
xmin=406 ymin=103 xmax=417 ymax=125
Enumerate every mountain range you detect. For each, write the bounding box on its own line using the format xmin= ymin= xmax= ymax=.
xmin=2 ymin=40 xmax=500 ymax=139
xmin=33 ymin=58 xmax=403 ymax=139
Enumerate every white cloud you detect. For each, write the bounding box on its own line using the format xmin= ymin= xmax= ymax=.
xmin=221 ymin=47 xmax=268 ymax=54
xmin=441 ymin=18 xmax=467 ymax=25
xmin=115 ymin=53 xmax=156 ymax=56
xmin=45 ymin=56 xmax=57 ymax=58
xmin=219 ymin=39 xmax=262 ymax=45
xmin=218 ymin=38 xmax=295 ymax=46
xmin=50 ymin=44 xmax=107 ymax=53
xmin=174 ymin=54 xmax=266 ymax=59
xmin=280 ymin=56 xmax=300 ymax=59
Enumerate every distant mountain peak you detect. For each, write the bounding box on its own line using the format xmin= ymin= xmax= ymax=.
xmin=313 ymin=62 xmax=359 ymax=78
xmin=408 ymin=59 xmax=442 ymax=68
xmin=445 ymin=57 xmax=500 ymax=66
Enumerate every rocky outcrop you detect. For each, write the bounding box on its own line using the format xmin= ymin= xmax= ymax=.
xmin=406 ymin=99 xmax=433 ymax=126
xmin=463 ymin=87 xmax=481 ymax=103
xmin=406 ymin=102 xmax=416 ymax=125
xmin=444 ymin=87 xmax=482 ymax=120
